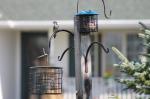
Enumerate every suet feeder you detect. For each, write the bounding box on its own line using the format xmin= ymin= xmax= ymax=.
xmin=76 ymin=10 xmax=98 ymax=35
xmin=29 ymin=66 xmax=63 ymax=94
xmin=29 ymin=49 xmax=63 ymax=95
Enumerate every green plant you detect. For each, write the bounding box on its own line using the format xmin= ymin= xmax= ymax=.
xmin=112 ymin=23 xmax=150 ymax=95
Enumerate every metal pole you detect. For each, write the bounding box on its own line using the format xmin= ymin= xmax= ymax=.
xmin=74 ymin=16 xmax=83 ymax=99
xmin=81 ymin=35 xmax=92 ymax=99
xmin=74 ymin=16 xmax=92 ymax=99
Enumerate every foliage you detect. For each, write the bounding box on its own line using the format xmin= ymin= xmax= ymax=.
xmin=112 ymin=23 xmax=150 ymax=95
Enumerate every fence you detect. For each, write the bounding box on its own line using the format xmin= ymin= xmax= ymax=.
xmin=62 ymin=78 xmax=150 ymax=99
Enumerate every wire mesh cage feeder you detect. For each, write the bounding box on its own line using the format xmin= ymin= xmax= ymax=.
xmin=29 ymin=66 xmax=63 ymax=95
xmin=76 ymin=10 xmax=98 ymax=35
xmin=29 ymin=49 xmax=63 ymax=95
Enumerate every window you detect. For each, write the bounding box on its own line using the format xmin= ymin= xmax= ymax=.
xmin=68 ymin=35 xmax=75 ymax=77
xmin=104 ymin=33 xmax=123 ymax=77
xmin=127 ymin=34 xmax=143 ymax=62
xmin=21 ymin=32 xmax=48 ymax=99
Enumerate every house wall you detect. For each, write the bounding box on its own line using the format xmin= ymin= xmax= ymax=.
xmin=53 ymin=33 xmax=69 ymax=77
xmin=0 ymin=0 xmax=150 ymax=20
xmin=0 ymin=29 xmax=69 ymax=99
xmin=0 ymin=30 xmax=20 ymax=99
xmin=0 ymin=20 xmax=149 ymax=99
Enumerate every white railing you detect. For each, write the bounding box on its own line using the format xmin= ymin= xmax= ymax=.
xmin=63 ymin=78 xmax=150 ymax=99
xmin=0 ymin=20 xmax=150 ymax=31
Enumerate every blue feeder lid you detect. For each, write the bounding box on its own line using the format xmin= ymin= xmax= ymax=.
xmin=76 ymin=10 xmax=98 ymax=16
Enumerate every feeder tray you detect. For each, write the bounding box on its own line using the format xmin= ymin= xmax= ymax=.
xmin=29 ymin=66 xmax=63 ymax=94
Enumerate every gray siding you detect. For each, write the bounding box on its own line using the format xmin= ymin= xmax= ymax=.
xmin=0 ymin=0 xmax=149 ymax=20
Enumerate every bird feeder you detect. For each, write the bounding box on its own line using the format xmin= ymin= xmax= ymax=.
xmin=76 ymin=10 xmax=98 ymax=35
xmin=29 ymin=49 xmax=63 ymax=95
xmin=29 ymin=66 xmax=63 ymax=94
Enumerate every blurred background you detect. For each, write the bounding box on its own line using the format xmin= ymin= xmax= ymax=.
xmin=0 ymin=0 xmax=150 ymax=99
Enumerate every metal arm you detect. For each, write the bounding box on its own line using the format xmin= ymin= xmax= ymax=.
xmin=58 ymin=47 xmax=74 ymax=61
xmin=49 ymin=29 xmax=74 ymax=50
xmin=84 ymin=42 xmax=109 ymax=73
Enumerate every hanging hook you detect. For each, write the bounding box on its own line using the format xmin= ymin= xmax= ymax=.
xmin=101 ymin=0 xmax=111 ymax=19
xmin=48 ymin=29 xmax=74 ymax=54
xmin=85 ymin=42 xmax=109 ymax=72
xmin=58 ymin=47 xmax=74 ymax=61
xmin=77 ymin=0 xmax=79 ymax=13
xmin=84 ymin=42 xmax=109 ymax=73
xmin=76 ymin=0 xmax=111 ymax=18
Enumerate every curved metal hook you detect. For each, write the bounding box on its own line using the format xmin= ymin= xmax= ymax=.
xmin=101 ymin=0 xmax=111 ymax=19
xmin=85 ymin=42 xmax=109 ymax=64
xmin=84 ymin=42 xmax=109 ymax=73
xmin=76 ymin=0 xmax=111 ymax=18
xmin=48 ymin=29 xmax=74 ymax=54
xmin=58 ymin=47 xmax=74 ymax=61
xmin=77 ymin=0 xmax=79 ymax=13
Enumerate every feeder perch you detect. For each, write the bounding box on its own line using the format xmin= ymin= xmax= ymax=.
xmin=36 ymin=48 xmax=49 ymax=66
